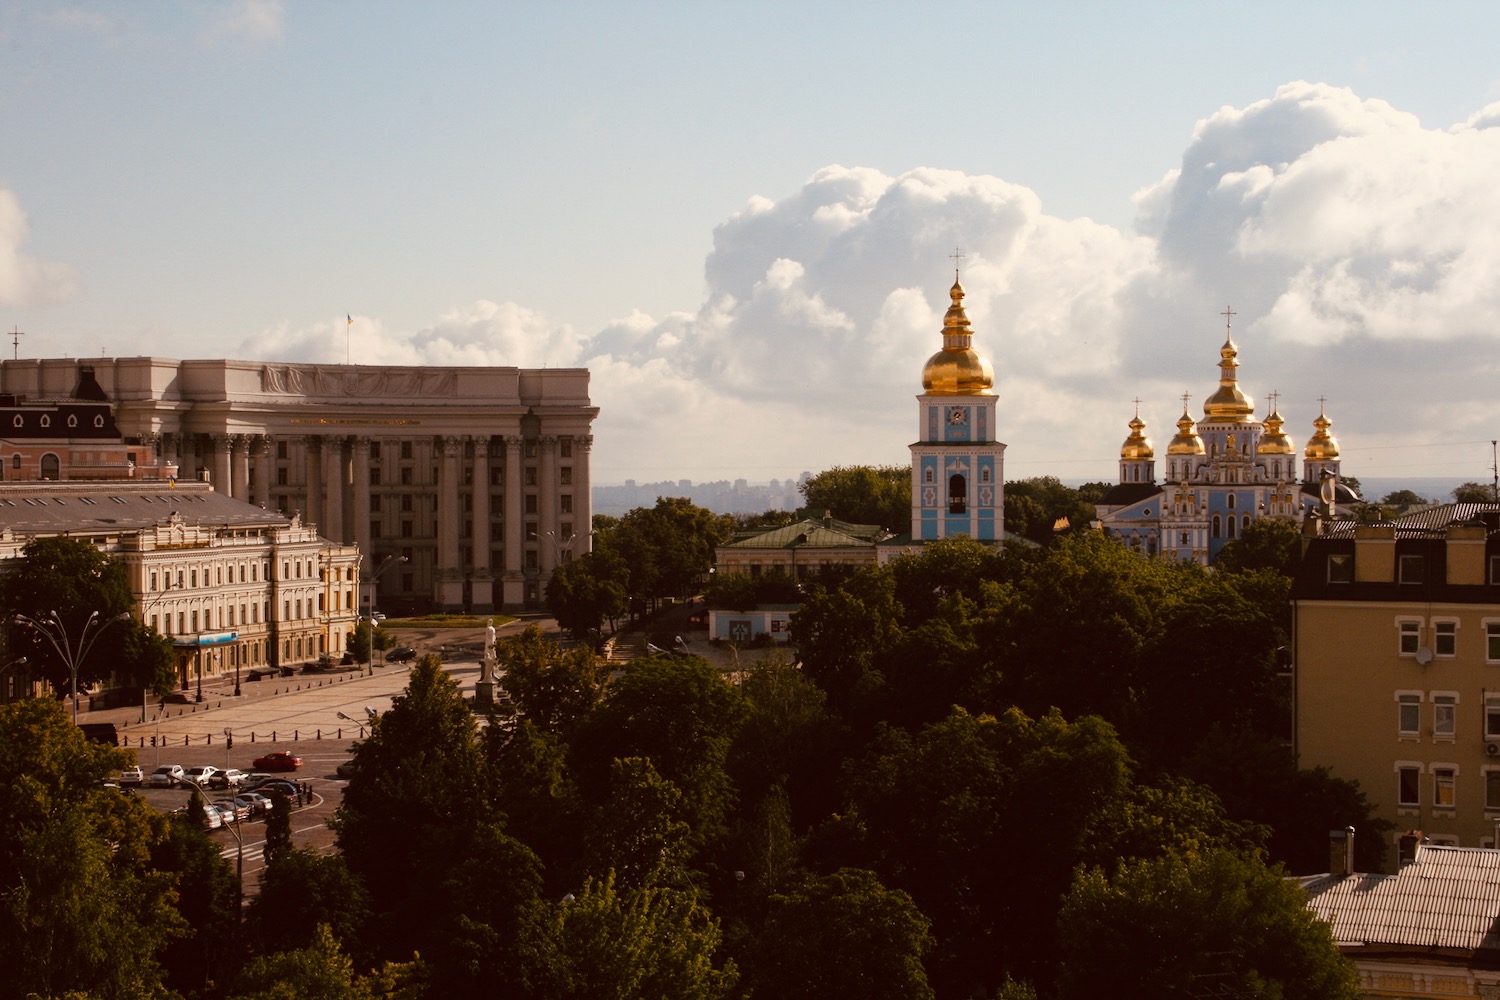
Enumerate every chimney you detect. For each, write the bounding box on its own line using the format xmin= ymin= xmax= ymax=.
xmin=1329 ymin=826 xmax=1355 ymax=876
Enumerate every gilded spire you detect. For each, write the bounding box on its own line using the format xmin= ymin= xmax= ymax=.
xmin=1305 ymin=398 xmax=1340 ymax=460
xmin=921 ymin=272 xmax=994 ymax=396
xmin=1168 ymin=399 xmax=1206 ymax=455
xmin=1120 ymin=400 xmax=1154 ymax=459
xmin=1201 ymin=306 xmax=1254 ymax=420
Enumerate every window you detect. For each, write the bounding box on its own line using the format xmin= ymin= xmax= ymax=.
xmin=1398 ymin=692 xmax=1421 ymax=737
xmin=561 ymin=522 xmax=572 ymax=541
xmin=1399 ymin=620 xmax=1421 ymax=655
xmin=561 ymin=467 xmax=572 ymax=486
xmin=1488 ymin=622 xmax=1500 ymax=661
xmin=525 ymin=550 xmax=538 ymax=569
xmin=1491 ymin=555 xmax=1500 ymax=585
xmin=369 ymin=468 xmax=380 ymax=486
xmin=401 ymin=494 xmax=414 ymax=513
xmin=277 ymin=440 xmax=288 ymax=460
xmin=525 ymin=523 xmax=538 ymax=542
xmin=561 ymin=494 xmax=572 ymax=514
xmin=370 ymin=519 xmax=381 ymax=539
xmin=525 ymin=495 xmax=538 ymax=515
xmin=1436 ymin=621 xmax=1457 ymax=657
xmin=1398 ymin=766 xmax=1420 ymax=807
xmin=1227 ymin=494 xmax=1236 ymax=510
xmin=39 ymin=454 xmax=58 ymax=480
xmin=1486 ymin=696 xmax=1500 ymax=739
xmin=150 ymin=571 xmax=158 ymax=591
xmin=491 ymin=467 xmax=504 ymax=485
xmin=191 ymin=569 xmax=198 ymax=588
xmin=400 ymin=441 xmax=413 ymax=460
xmin=1212 ymin=514 xmax=1221 ymax=538
xmin=400 ymin=467 xmax=413 ymax=485
xmin=524 ymin=467 xmax=538 ymax=486
xmin=401 ymin=520 xmax=413 ymax=538
xmin=369 ymin=441 xmax=381 ymax=462
xmin=524 ymin=439 xmax=537 ymax=458
xmin=948 ymin=473 xmax=967 ymax=514
xmin=370 ymin=494 xmax=381 ymax=513
xmin=1328 ymin=553 xmax=1353 ymax=583
xmin=1434 ymin=767 xmax=1456 ymax=808
xmin=1400 ymin=554 xmax=1426 ymax=584
xmin=560 ymin=438 xmax=572 ymax=458
xmin=276 ymin=467 xmax=288 ymax=486
xmin=1434 ymin=694 xmax=1457 ymax=739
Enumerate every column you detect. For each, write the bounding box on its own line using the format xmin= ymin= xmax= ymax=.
xmin=231 ymin=434 xmax=250 ymax=502
xmin=323 ymin=435 xmax=346 ymax=543
xmin=577 ymin=434 xmax=593 ymax=554
xmin=253 ymin=435 xmax=273 ymax=508
xmin=470 ymin=437 xmax=494 ymax=610
xmin=502 ymin=435 xmax=524 ymax=609
xmin=437 ymin=436 xmax=463 ymax=607
xmin=539 ymin=436 xmax=559 ymax=577
xmin=302 ymin=436 xmax=322 ymax=528
xmin=353 ymin=436 xmax=371 ymax=571
xmin=211 ymin=435 xmax=232 ymax=495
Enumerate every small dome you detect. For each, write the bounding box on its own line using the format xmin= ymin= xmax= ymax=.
xmin=1258 ymin=407 xmax=1294 ymax=455
xmin=1120 ymin=412 xmax=1154 ymax=460
xmin=921 ymin=278 xmax=995 ymax=396
xmin=1305 ymin=407 xmax=1340 ymax=460
xmin=1167 ymin=407 xmax=1206 ymax=455
xmin=1202 ymin=336 xmax=1254 ymax=420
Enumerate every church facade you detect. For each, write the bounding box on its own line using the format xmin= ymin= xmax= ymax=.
xmin=1094 ymin=319 xmax=1354 ymax=564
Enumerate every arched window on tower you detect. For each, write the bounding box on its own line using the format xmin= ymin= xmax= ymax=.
xmin=1227 ymin=494 xmax=1236 ymax=509
xmin=1212 ymin=514 xmax=1221 ymax=538
xmin=948 ymin=473 xmax=967 ymax=514
xmin=39 ymin=454 xmax=59 ymax=481
xmin=1243 ymin=514 xmax=1252 ymax=534
xmin=1227 ymin=515 xmax=1237 ymax=539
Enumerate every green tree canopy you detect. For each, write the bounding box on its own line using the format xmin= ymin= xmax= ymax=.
xmin=497 ymin=625 xmax=609 ymax=736
xmin=1454 ymin=481 xmax=1497 ymax=502
xmin=1057 ymin=848 xmax=1358 ymax=1000
xmin=1381 ymin=488 xmax=1431 ymax=505
xmin=1213 ymin=515 xmax=1302 ymax=576
xmin=799 ymin=465 xmax=911 ymax=531
xmin=546 ymin=549 xmax=629 ymax=638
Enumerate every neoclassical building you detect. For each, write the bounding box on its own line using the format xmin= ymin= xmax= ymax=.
xmin=0 ymin=358 xmax=597 ymax=611
xmin=1094 ymin=317 xmax=1357 ymax=564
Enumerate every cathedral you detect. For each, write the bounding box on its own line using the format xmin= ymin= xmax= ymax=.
xmin=1094 ymin=315 xmax=1356 ymax=564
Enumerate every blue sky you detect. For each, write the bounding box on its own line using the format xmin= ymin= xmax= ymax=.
xmin=3 ymin=2 xmax=1500 ymax=488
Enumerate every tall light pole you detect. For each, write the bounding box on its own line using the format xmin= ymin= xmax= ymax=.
xmin=13 ymin=610 xmax=130 ymax=725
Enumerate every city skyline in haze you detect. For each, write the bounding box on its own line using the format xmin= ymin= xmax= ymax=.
xmin=3 ymin=3 xmax=1500 ymax=485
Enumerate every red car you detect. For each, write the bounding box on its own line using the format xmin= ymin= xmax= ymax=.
xmin=252 ymin=751 xmax=303 ymax=772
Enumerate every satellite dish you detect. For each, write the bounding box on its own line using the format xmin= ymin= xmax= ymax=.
xmin=1415 ymin=647 xmax=1434 ymax=665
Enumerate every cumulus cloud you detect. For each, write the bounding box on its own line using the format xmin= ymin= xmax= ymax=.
xmin=259 ymin=81 xmax=1500 ymax=484
xmin=0 ymin=189 xmax=78 ymax=307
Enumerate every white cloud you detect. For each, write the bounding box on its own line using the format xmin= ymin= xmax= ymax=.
xmin=200 ymin=0 xmax=284 ymax=46
xmin=0 ymin=188 xmax=78 ymax=306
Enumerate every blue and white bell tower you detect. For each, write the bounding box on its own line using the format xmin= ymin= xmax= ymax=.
xmin=910 ymin=275 xmax=1006 ymax=541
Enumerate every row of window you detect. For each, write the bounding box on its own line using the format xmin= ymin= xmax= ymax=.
xmin=1394 ymin=689 xmax=1500 ymax=740
xmin=148 ymin=556 xmax=346 ymax=592
xmin=276 ymin=437 xmax=578 ymax=463
xmin=1331 ymin=553 xmax=1500 ymax=586
xmin=1394 ymin=618 xmax=1500 ymax=659
xmin=1394 ymin=761 xmax=1500 ymax=811
xmin=148 ymin=588 xmax=354 ymax=636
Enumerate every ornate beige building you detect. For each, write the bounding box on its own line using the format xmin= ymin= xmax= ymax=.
xmin=0 ymin=358 xmax=598 ymax=611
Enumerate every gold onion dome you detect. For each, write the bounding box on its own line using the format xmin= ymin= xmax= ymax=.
xmin=921 ymin=277 xmax=994 ymax=395
xmin=1120 ymin=410 xmax=1154 ymax=460
xmin=1258 ymin=405 xmax=1294 ymax=455
xmin=1202 ymin=335 xmax=1254 ymax=420
xmin=1167 ymin=407 xmax=1205 ymax=455
xmin=1305 ymin=407 xmax=1340 ymax=460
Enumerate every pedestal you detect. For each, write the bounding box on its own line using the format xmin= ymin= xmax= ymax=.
xmin=474 ymin=680 xmax=496 ymax=708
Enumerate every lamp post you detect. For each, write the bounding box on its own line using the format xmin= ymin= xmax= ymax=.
xmin=365 ymin=555 xmax=407 ymax=675
xmin=13 ymin=610 xmax=130 ymax=725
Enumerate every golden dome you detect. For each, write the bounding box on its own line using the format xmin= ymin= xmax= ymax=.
xmin=1305 ymin=406 xmax=1340 ymax=460
xmin=1167 ymin=406 xmax=1205 ymax=455
xmin=1202 ymin=335 xmax=1254 ymax=421
xmin=1258 ymin=405 xmax=1294 ymax=455
xmin=921 ymin=277 xmax=994 ymax=395
xmin=1120 ymin=410 xmax=1154 ymax=460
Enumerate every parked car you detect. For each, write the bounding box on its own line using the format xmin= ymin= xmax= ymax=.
xmin=335 ymin=758 xmax=360 ymax=780
xmin=184 ymin=765 xmax=221 ymax=786
xmin=147 ymin=764 xmax=185 ymax=788
xmin=116 ymin=765 xmax=144 ymax=787
xmin=239 ymin=791 xmax=272 ymax=816
xmin=214 ymin=798 xmax=250 ymax=823
xmin=254 ymin=780 xmax=301 ymax=800
xmin=252 ymin=751 xmax=303 ymax=772
xmin=197 ymin=802 xmax=223 ymax=830
xmin=387 ymin=646 xmax=417 ymax=662
xmin=369 ymin=612 xmax=386 ymax=622
xmin=211 ymin=768 xmax=248 ymax=789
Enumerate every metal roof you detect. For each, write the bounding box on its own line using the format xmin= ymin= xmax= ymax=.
xmin=721 ymin=517 xmax=888 ymax=550
xmin=0 ymin=481 xmax=292 ymax=535
xmin=1322 ymin=502 xmax=1500 ymax=540
xmin=1303 ymin=845 xmax=1500 ymax=952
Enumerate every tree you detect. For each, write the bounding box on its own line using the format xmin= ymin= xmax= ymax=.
xmin=750 ymin=868 xmax=934 ymax=1000
xmin=250 ymin=849 xmax=370 ymax=960
xmin=1213 ymin=516 xmax=1301 ymax=576
xmin=152 ymin=810 xmax=241 ymax=994
xmin=537 ymin=871 xmax=737 ymax=1000
xmin=0 ymin=698 xmax=183 ymax=999
xmin=1004 ymin=476 xmax=1097 ymax=543
xmin=117 ymin=621 xmax=177 ymax=696
xmin=263 ymin=789 xmax=294 ymax=866
xmin=1381 ymin=489 xmax=1430 ymax=505
xmin=0 ymin=536 xmax=136 ymax=694
xmin=606 ymin=498 xmax=735 ymax=612
xmin=225 ymin=923 xmax=415 ymax=1000
xmin=497 ymin=625 xmax=609 ymax=736
xmin=799 ymin=465 xmax=911 ymax=530
xmin=789 ymin=564 xmax=902 ymax=710
xmin=1454 ymin=481 xmax=1496 ymax=502
xmin=547 ymin=550 xmax=629 ymax=638
xmin=583 ymin=757 xmax=692 ymax=889
xmin=1057 ymin=848 xmax=1358 ymax=1000
xmin=345 ymin=620 xmax=392 ymax=663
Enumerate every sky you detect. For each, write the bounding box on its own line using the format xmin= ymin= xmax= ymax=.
xmin=2 ymin=2 xmax=1500 ymax=488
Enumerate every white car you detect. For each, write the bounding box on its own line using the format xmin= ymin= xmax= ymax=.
xmin=184 ymin=765 xmax=221 ymax=786
xmin=210 ymin=768 xmax=248 ymax=790
xmin=146 ymin=764 xmax=185 ymax=788
xmin=116 ymin=765 xmax=144 ymax=787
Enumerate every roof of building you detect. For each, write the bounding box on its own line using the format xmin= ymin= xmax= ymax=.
xmin=0 ymin=481 xmax=292 ymax=535
xmin=1097 ymin=482 xmax=1163 ymax=507
xmin=1303 ymin=845 xmax=1500 ymax=953
xmin=721 ymin=516 xmax=888 ymax=550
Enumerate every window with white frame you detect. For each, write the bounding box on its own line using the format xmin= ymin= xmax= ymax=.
xmin=1399 ymin=619 xmax=1422 ymax=655
xmin=1433 ymin=766 xmax=1457 ymax=808
xmin=1488 ymin=621 xmax=1500 ymax=662
xmin=1434 ymin=620 xmax=1458 ymax=657
xmin=1397 ymin=692 xmax=1422 ymax=737
xmin=1397 ymin=765 xmax=1421 ymax=807
xmin=1486 ymin=769 xmax=1500 ymax=811
xmin=1434 ymin=693 xmax=1457 ymax=739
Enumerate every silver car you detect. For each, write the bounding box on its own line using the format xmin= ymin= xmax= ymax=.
xmin=147 ymin=764 xmax=185 ymax=788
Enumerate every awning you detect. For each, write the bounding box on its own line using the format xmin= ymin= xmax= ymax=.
xmin=172 ymin=631 xmax=240 ymax=648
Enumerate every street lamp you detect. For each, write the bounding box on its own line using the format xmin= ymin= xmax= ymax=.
xmin=13 ymin=610 xmax=130 ymax=725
